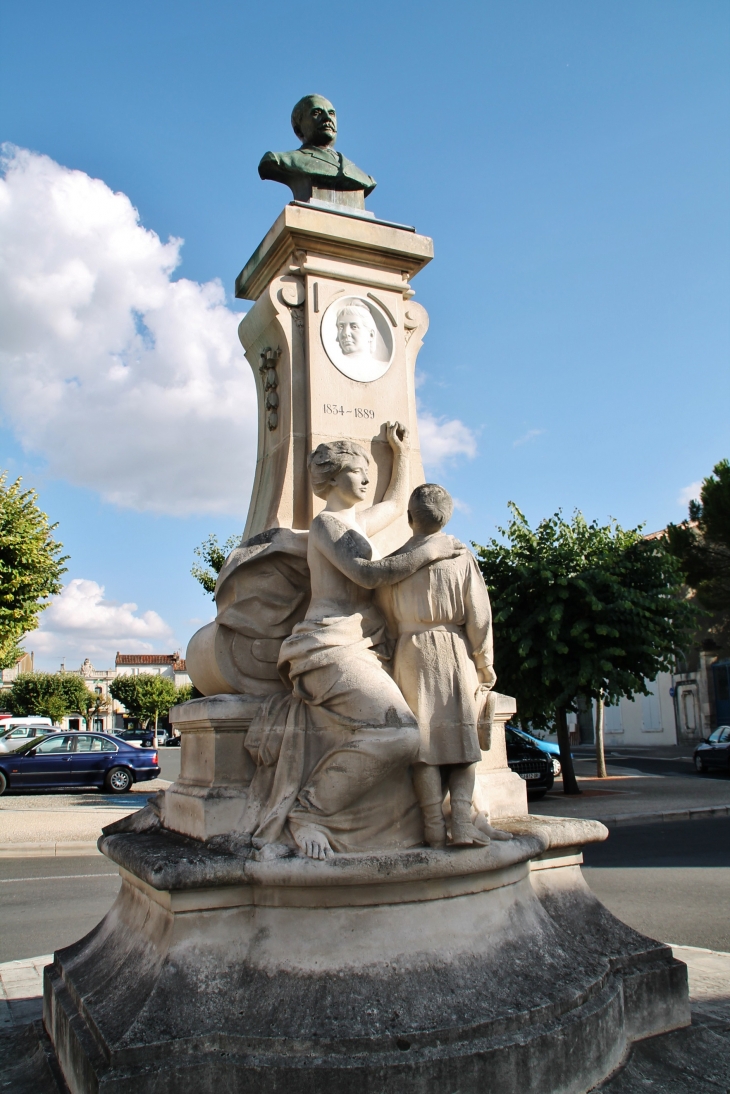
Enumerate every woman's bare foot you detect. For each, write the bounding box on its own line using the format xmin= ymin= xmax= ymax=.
xmin=473 ymin=813 xmax=513 ymax=841
xmin=294 ymin=825 xmax=333 ymax=860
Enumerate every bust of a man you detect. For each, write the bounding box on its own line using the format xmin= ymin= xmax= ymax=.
xmin=258 ymin=94 xmax=376 ymax=209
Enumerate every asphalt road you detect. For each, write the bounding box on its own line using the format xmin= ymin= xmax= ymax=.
xmin=577 ymin=749 xmax=729 ymax=781
xmin=0 ymin=855 xmax=120 ymax=963
xmin=582 ymin=816 xmax=730 ymax=951
xmin=158 ymin=747 xmax=181 ymax=783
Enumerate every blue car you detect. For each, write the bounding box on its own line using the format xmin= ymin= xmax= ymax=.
xmin=0 ymin=731 xmax=160 ymax=795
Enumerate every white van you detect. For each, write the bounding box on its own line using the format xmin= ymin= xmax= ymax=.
xmin=0 ymin=715 xmax=53 ymax=730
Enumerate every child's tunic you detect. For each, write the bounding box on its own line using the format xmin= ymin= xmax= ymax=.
xmin=382 ymin=552 xmax=494 ymax=766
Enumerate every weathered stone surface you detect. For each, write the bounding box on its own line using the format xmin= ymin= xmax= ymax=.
xmin=45 ymin=816 xmax=688 ymax=1094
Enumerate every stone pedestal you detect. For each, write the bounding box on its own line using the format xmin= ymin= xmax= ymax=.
xmin=162 ymin=695 xmax=260 ymax=841
xmin=473 ymin=692 xmax=528 ymax=819
xmin=43 ymin=817 xmax=689 ymax=1094
xmin=235 ymin=203 xmax=433 ymax=555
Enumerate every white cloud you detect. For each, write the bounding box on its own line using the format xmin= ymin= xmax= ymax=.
xmin=677 ymin=481 xmax=702 ymax=508
xmin=30 ymin=578 xmax=175 ymax=668
xmin=0 ymin=145 xmax=256 ymax=516
xmin=418 ymin=409 xmax=477 ymax=468
xmin=513 ymin=428 xmax=544 ymax=448
xmin=0 ymin=146 xmax=477 ymax=516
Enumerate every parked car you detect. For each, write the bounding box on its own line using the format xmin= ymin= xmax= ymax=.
xmin=114 ymin=728 xmax=155 ymax=748
xmin=505 ymin=727 xmax=555 ymax=800
xmin=507 ymin=725 xmax=563 ymax=774
xmin=0 ymin=722 xmax=58 ymax=753
xmin=694 ymin=727 xmax=730 ymax=773
xmin=0 ymin=732 xmax=160 ymax=794
xmin=0 ymin=715 xmax=52 ymax=731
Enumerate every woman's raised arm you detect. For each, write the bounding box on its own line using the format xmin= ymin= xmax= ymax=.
xmin=359 ymin=422 xmax=409 ymax=538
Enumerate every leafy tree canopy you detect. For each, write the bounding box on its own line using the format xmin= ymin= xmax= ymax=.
xmin=110 ymin=674 xmax=182 ymax=728
xmin=666 ymin=459 xmax=730 ymax=612
xmin=474 ymin=504 xmax=695 ymax=730
xmin=175 ymin=683 xmax=201 ymax=704
xmin=0 ymin=474 xmax=68 ymax=668
xmin=9 ymin=672 xmax=92 ymax=724
xmin=191 ymin=534 xmax=239 ymax=597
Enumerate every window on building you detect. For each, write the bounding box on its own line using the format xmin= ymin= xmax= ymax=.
xmin=641 ymin=685 xmax=662 ymax=732
xmin=604 ymin=703 xmax=623 ymax=734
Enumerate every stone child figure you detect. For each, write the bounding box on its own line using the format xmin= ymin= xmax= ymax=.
xmin=382 ymin=484 xmax=501 ymax=848
xmin=258 ymin=94 xmax=376 ymax=207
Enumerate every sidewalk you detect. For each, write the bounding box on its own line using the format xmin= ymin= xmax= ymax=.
xmin=531 ymin=758 xmax=730 ymax=827
xmin=598 ymin=945 xmax=730 ymax=1091
xmin=0 ymin=784 xmax=168 ymax=857
xmin=2 ymin=946 xmax=728 ymax=1092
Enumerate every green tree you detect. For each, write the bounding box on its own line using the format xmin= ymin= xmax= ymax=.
xmin=9 ymin=671 xmax=92 ymax=724
xmin=82 ymin=686 xmax=110 ymax=731
xmin=191 ymin=533 xmax=239 ymax=597
xmin=175 ymin=683 xmax=202 ymax=704
xmin=474 ymin=505 xmax=694 ymax=793
xmin=109 ymin=675 xmax=144 ymax=722
xmin=666 ymin=459 xmax=730 ymax=613
xmin=0 ymin=474 xmax=68 ymax=667
xmin=110 ymin=674 xmax=178 ymax=731
xmin=136 ymin=675 xmax=178 ymax=731
xmin=58 ymin=674 xmax=95 ymax=719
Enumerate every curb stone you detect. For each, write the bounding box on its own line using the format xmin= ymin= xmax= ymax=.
xmin=591 ymin=804 xmax=730 ymax=828
xmin=0 ymin=840 xmax=101 ymax=858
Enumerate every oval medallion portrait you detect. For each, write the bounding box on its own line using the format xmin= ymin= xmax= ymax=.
xmin=320 ymin=295 xmax=394 ymax=383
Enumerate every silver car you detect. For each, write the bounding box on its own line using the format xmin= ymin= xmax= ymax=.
xmin=0 ymin=723 xmax=59 ymax=753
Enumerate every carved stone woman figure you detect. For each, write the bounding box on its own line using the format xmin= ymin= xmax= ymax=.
xmin=243 ymin=424 xmax=464 ymax=859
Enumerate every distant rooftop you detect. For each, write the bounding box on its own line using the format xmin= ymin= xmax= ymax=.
xmin=115 ymin=653 xmax=186 ymax=669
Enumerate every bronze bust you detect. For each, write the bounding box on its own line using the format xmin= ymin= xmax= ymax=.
xmin=258 ymin=94 xmax=376 ymax=209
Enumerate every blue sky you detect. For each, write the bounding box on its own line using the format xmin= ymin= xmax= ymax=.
xmin=1 ymin=0 xmax=728 ymax=668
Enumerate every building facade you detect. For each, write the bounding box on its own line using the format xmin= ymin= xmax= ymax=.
xmin=0 ymin=652 xmax=190 ymax=730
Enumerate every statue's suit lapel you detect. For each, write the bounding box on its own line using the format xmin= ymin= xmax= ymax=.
xmin=299 ymin=148 xmax=341 ymax=172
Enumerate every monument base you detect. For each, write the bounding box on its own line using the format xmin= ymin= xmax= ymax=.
xmin=44 ymin=817 xmax=688 ymax=1094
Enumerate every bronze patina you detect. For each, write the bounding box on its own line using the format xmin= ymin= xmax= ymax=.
xmin=258 ymin=94 xmax=376 ymax=208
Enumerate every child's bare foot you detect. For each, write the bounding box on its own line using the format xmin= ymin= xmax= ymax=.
xmin=294 ymin=826 xmax=333 ymax=860
xmin=473 ymin=813 xmax=513 ymax=841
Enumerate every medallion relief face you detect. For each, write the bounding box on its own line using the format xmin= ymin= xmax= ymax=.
xmin=320 ymin=295 xmax=394 ymax=382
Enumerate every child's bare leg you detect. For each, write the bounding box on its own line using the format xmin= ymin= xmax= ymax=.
xmin=413 ymin=762 xmax=447 ymax=849
xmin=449 ymin=764 xmax=490 ymax=846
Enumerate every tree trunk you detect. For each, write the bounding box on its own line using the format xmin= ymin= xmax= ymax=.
xmin=555 ymin=705 xmax=581 ymax=795
xmin=595 ymin=693 xmax=607 ymax=779
xmin=153 ymin=709 xmax=159 ymax=750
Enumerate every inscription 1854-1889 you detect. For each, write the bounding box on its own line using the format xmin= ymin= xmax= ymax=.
xmin=323 ymin=404 xmax=375 ymax=419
